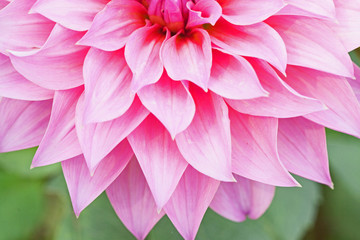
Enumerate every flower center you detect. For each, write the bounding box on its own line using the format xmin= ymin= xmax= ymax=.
xmin=145 ymin=0 xmax=193 ymax=34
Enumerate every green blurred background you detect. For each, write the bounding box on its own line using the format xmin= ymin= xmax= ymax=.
xmin=0 ymin=49 xmax=359 ymax=240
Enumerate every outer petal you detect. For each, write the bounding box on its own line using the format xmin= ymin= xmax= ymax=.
xmin=208 ymin=49 xmax=268 ymax=100
xmin=348 ymin=64 xmax=360 ymax=102
xmin=78 ymin=0 xmax=147 ymax=50
xmin=76 ymin=95 xmax=149 ymax=174
xmin=278 ymin=117 xmax=333 ymax=187
xmin=162 ymin=28 xmax=212 ymax=90
xmin=125 ymin=25 xmax=168 ymax=92
xmin=175 ymin=87 xmax=233 ymax=181
xmin=0 ymin=98 xmax=52 ymax=152
xmin=210 ymin=175 xmax=275 ymax=222
xmin=138 ymin=72 xmax=195 ymax=138
xmin=127 ymin=115 xmax=188 ymax=209
xmin=218 ymin=0 xmax=285 ymax=25
xmin=229 ymin=108 xmax=299 ymax=187
xmin=9 ymin=24 xmax=88 ymax=90
xmin=30 ymin=0 xmax=110 ymax=31
xmin=208 ymin=19 xmax=287 ymax=73
xmin=0 ymin=0 xmax=54 ymax=52
xmin=83 ymin=48 xmax=134 ymax=123
xmin=164 ymin=166 xmax=220 ymax=240
xmin=107 ymin=158 xmax=164 ymax=240
xmin=329 ymin=0 xmax=360 ymax=51
xmin=267 ymin=16 xmax=354 ymax=78
xmin=31 ymin=87 xmax=83 ymax=167
xmin=285 ymin=66 xmax=360 ymax=138
xmin=62 ymin=140 xmax=133 ymax=216
xmin=186 ymin=0 xmax=222 ymax=28
xmin=277 ymin=0 xmax=336 ymax=19
xmin=226 ymin=59 xmax=326 ymax=118
xmin=0 ymin=53 xmax=54 ymax=100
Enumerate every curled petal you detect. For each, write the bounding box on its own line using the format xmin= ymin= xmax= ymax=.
xmin=83 ymin=48 xmax=134 ymax=123
xmin=30 ymin=0 xmax=110 ymax=31
xmin=186 ymin=0 xmax=222 ymax=28
xmin=229 ymin=108 xmax=299 ymax=187
xmin=78 ymin=0 xmax=147 ymax=50
xmin=0 ymin=0 xmax=54 ymax=52
xmin=0 ymin=98 xmax=52 ymax=152
xmin=267 ymin=16 xmax=354 ymax=78
xmin=218 ymin=0 xmax=285 ymax=25
xmin=32 ymin=86 xmax=83 ymax=167
xmin=175 ymin=87 xmax=234 ymax=182
xmin=9 ymin=24 xmax=88 ymax=90
xmin=278 ymin=117 xmax=333 ymax=187
xmin=208 ymin=19 xmax=287 ymax=73
xmin=107 ymin=158 xmax=164 ymax=240
xmin=211 ymin=175 xmax=275 ymax=222
xmin=138 ymin=72 xmax=195 ymax=138
xmin=76 ymin=95 xmax=149 ymax=174
xmin=209 ymin=49 xmax=268 ymax=100
xmin=62 ymin=140 xmax=133 ymax=216
xmin=285 ymin=66 xmax=360 ymax=138
xmin=226 ymin=59 xmax=326 ymax=118
xmin=162 ymin=28 xmax=212 ymax=91
xmin=125 ymin=25 xmax=168 ymax=92
xmin=329 ymin=0 xmax=360 ymax=51
xmin=278 ymin=0 xmax=336 ymax=19
xmin=0 ymin=53 xmax=54 ymax=101
xmin=127 ymin=115 xmax=188 ymax=209
xmin=164 ymin=166 xmax=220 ymax=240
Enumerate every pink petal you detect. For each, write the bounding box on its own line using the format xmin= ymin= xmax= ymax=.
xmin=284 ymin=66 xmax=360 ymax=138
xmin=348 ymin=64 xmax=360 ymax=102
xmin=76 ymin=95 xmax=149 ymax=174
xmin=125 ymin=25 xmax=168 ymax=92
xmin=267 ymin=16 xmax=354 ymax=78
xmin=218 ymin=0 xmax=285 ymax=25
xmin=31 ymin=87 xmax=83 ymax=167
xmin=30 ymin=0 xmax=110 ymax=31
xmin=210 ymin=175 xmax=275 ymax=222
xmin=208 ymin=19 xmax=287 ymax=73
xmin=278 ymin=117 xmax=333 ymax=187
xmin=62 ymin=140 xmax=133 ymax=216
xmin=9 ymin=24 xmax=88 ymax=90
xmin=107 ymin=158 xmax=164 ymax=240
xmin=208 ymin=49 xmax=268 ymax=100
xmin=0 ymin=53 xmax=54 ymax=101
xmin=78 ymin=0 xmax=147 ymax=50
xmin=0 ymin=98 xmax=52 ymax=152
xmin=329 ymin=0 xmax=360 ymax=51
xmin=175 ymin=87 xmax=233 ymax=182
xmin=138 ymin=72 xmax=195 ymax=138
xmin=226 ymin=59 xmax=326 ymax=118
xmin=161 ymin=28 xmax=212 ymax=91
xmin=229 ymin=108 xmax=299 ymax=187
xmin=83 ymin=48 xmax=134 ymax=123
xmin=0 ymin=0 xmax=54 ymax=52
xmin=127 ymin=115 xmax=188 ymax=209
xmin=0 ymin=0 xmax=9 ymax=9
xmin=186 ymin=0 xmax=222 ymax=28
xmin=164 ymin=166 xmax=220 ymax=240
xmin=277 ymin=0 xmax=336 ymax=19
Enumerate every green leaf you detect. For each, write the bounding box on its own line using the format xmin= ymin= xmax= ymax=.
xmin=0 ymin=173 xmax=45 ymax=240
xmin=326 ymin=129 xmax=360 ymax=199
xmin=0 ymin=147 xmax=61 ymax=179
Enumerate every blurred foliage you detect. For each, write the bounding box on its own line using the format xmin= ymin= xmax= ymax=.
xmin=0 ymin=48 xmax=359 ymax=240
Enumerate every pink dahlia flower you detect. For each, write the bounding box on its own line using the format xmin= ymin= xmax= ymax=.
xmin=1 ymin=0 xmax=360 ymax=239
